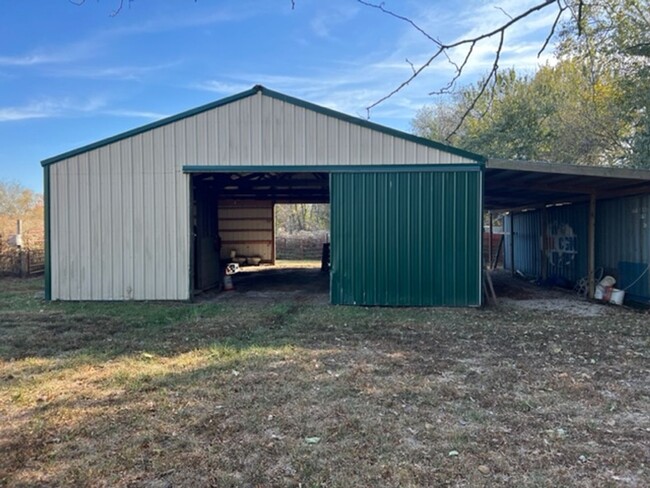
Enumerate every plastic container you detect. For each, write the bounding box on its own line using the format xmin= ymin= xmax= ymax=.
xmin=594 ymin=284 xmax=625 ymax=305
xmin=609 ymin=288 xmax=625 ymax=305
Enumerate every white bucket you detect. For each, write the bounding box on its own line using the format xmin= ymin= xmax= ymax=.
xmin=594 ymin=284 xmax=625 ymax=305
xmin=610 ymin=288 xmax=625 ymax=305
xmin=223 ymin=274 xmax=234 ymax=291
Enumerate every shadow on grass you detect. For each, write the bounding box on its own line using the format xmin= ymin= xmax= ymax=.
xmin=0 ymin=277 xmax=453 ymax=364
xmin=3 ymin=278 xmax=650 ymax=486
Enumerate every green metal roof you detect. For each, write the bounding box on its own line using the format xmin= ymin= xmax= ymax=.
xmin=41 ymin=85 xmax=486 ymax=167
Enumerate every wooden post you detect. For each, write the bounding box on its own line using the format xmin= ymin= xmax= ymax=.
xmin=588 ymin=192 xmax=597 ymax=299
xmin=510 ymin=213 xmax=515 ymax=276
xmin=488 ymin=212 xmax=494 ymax=270
xmin=20 ymin=250 xmax=28 ymax=277
xmin=541 ymin=206 xmax=548 ymax=281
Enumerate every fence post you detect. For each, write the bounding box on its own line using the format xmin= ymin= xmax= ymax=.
xmin=20 ymin=249 xmax=28 ymax=277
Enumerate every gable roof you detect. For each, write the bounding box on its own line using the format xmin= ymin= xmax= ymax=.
xmin=41 ymin=85 xmax=485 ymax=166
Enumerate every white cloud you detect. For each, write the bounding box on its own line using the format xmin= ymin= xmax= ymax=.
xmin=0 ymin=102 xmax=57 ymax=122
xmin=103 ymin=109 xmax=169 ymax=120
xmin=309 ymin=5 xmax=360 ymax=39
xmin=50 ymin=61 xmax=181 ymax=81
xmin=190 ymin=80 xmax=255 ymax=94
xmin=0 ymin=97 xmax=106 ymax=122
xmin=0 ymin=54 xmax=65 ymax=66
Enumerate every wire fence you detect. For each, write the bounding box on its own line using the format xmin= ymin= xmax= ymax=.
xmin=276 ymin=231 xmax=329 ymax=260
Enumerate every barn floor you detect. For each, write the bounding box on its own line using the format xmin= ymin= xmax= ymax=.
xmin=207 ymin=260 xmax=329 ymax=304
xmin=489 ymin=269 xmax=620 ymax=317
xmin=202 ymin=263 xmax=620 ymax=315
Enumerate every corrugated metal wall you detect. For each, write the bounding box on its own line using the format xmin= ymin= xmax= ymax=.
xmin=46 ymin=90 xmax=476 ymax=301
xmin=331 ymin=169 xmax=482 ymax=306
xmin=504 ymin=211 xmax=542 ymax=277
xmin=218 ymin=200 xmax=274 ymax=262
xmin=546 ymin=204 xmax=588 ymax=283
xmin=179 ymin=92 xmax=475 ymax=167
xmin=48 ymin=137 xmax=190 ymax=300
xmin=505 ymin=204 xmax=588 ymax=282
xmin=597 ymin=195 xmax=650 ymax=303
xmin=504 ymin=194 xmax=650 ymax=303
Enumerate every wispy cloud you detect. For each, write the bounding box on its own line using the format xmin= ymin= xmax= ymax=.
xmin=0 ymin=54 xmax=66 ymax=66
xmin=0 ymin=102 xmax=58 ymax=122
xmin=100 ymin=3 xmax=260 ymax=37
xmin=49 ymin=61 xmax=181 ymax=81
xmin=190 ymin=80 xmax=254 ymax=94
xmin=0 ymin=97 xmax=106 ymax=122
xmin=309 ymin=5 xmax=360 ymax=39
xmin=103 ymin=109 xmax=168 ymax=120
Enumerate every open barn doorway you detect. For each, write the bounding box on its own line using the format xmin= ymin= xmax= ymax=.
xmin=190 ymin=171 xmax=330 ymax=301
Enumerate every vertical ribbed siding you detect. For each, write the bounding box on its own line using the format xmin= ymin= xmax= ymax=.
xmin=504 ymin=211 xmax=542 ymax=276
xmin=184 ymin=93 xmax=474 ymax=166
xmin=506 ymin=205 xmax=587 ymax=282
xmin=49 ymin=143 xmax=190 ymax=301
xmin=546 ymin=203 xmax=588 ymax=283
xmin=218 ymin=200 xmax=274 ymax=262
xmin=597 ymin=195 xmax=650 ymax=303
xmin=331 ymin=169 xmax=482 ymax=306
xmin=505 ymin=196 xmax=650 ymax=303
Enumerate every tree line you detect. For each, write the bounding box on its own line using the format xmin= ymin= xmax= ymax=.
xmin=412 ymin=0 xmax=650 ymax=168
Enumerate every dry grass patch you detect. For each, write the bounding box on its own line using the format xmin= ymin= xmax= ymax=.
xmin=1 ymin=278 xmax=649 ymax=487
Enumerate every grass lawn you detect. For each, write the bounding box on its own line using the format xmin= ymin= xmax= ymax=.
xmin=1 ymin=277 xmax=648 ymax=487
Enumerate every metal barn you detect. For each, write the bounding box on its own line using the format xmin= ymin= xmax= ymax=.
xmin=42 ymin=86 xmax=484 ymax=306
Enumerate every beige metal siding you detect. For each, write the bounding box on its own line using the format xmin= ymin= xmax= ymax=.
xmin=218 ymin=200 xmax=274 ymax=262
xmin=49 ymin=140 xmax=190 ymax=301
xmin=48 ymin=90 xmax=472 ymax=300
xmin=181 ymin=92 xmax=474 ymax=167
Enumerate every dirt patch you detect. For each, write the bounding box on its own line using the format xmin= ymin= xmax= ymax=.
xmin=500 ymin=297 xmax=612 ymax=317
xmin=200 ymin=261 xmax=329 ymax=304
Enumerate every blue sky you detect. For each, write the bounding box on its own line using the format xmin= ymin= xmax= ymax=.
xmin=1 ymin=0 xmax=561 ymax=192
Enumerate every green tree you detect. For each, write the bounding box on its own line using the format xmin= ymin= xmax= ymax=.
xmin=275 ymin=204 xmax=329 ymax=233
xmin=558 ymin=0 xmax=650 ymax=166
xmin=413 ymin=56 xmax=636 ymax=166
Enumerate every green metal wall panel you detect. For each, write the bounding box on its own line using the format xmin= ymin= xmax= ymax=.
xmin=330 ymin=170 xmax=482 ymax=306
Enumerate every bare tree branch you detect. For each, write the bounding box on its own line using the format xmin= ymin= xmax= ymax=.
xmin=494 ymin=6 xmax=514 ymax=20
xmin=449 ymin=31 xmax=505 ymax=139
xmin=69 ymin=0 xmax=132 ymax=16
xmin=539 ymin=1 xmax=568 ymax=56
xmin=357 ymin=0 xmax=442 ymax=46
xmin=358 ymin=0 xmax=583 ymax=140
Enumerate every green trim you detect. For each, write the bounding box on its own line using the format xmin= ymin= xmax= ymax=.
xmin=44 ymin=165 xmax=51 ymax=300
xmin=42 ymin=84 xmax=485 ymax=167
xmin=182 ymin=164 xmax=482 ymax=174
